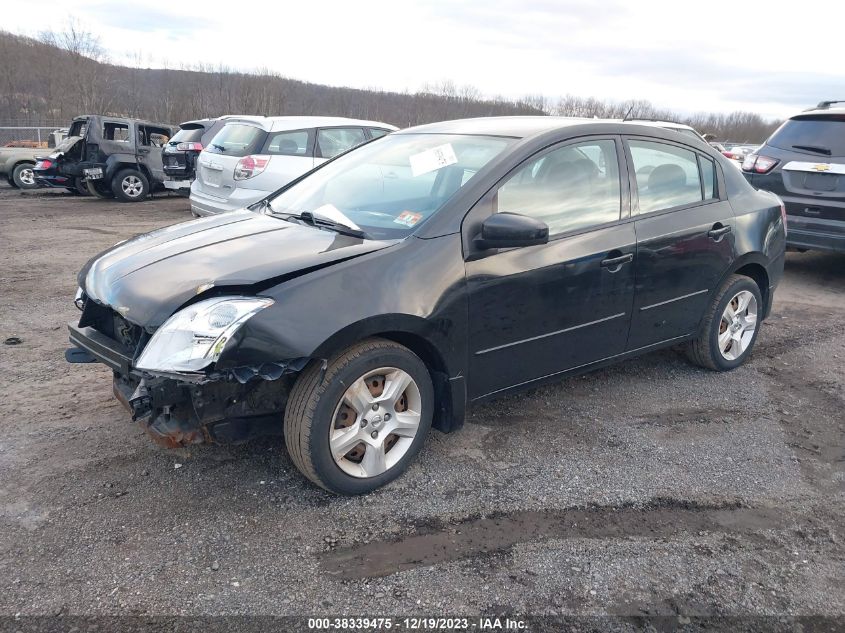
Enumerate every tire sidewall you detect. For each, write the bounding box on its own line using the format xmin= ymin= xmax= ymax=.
xmin=307 ymin=348 xmax=434 ymax=495
xmin=706 ymin=277 xmax=762 ymax=370
xmin=112 ymin=169 xmax=149 ymax=202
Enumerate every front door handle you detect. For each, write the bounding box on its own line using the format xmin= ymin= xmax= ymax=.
xmin=708 ymin=225 xmax=732 ymax=240
xmin=601 ymin=252 xmax=633 ymax=270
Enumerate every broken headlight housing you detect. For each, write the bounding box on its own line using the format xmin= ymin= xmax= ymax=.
xmin=135 ymin=297 xmax=273 ymax=374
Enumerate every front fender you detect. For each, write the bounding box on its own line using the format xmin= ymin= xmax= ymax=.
xmin=216 ymin=234 xmax=468 ymax=378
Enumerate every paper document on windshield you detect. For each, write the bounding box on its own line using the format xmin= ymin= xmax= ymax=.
xmin=311 ymin=204 xmax=362 ymax=230
xmin=409 ymin=143 xmax=458 ymax=177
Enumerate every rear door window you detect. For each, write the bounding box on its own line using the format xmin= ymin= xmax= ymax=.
xmin=628 ymin=140 xmax=704 ymax=214
xmin=368 ymin=128 xmax=391 ymax=139
xmin=767 ymin=115 xmax=845 ymax=157
xmin=316 ymin=127 xmax=367 ymax=159
xmin=699 ymin=156 xmax=717 ymax=200
xmin=206 ymin=124 xmax=266 ymax=157
xmin=264 ymin=130 xmax=311 ymax=156
xmin=138 ymin=126 xmax=171 ymax=148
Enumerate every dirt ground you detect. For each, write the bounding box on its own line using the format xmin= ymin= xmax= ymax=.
xmin=0 ymin=181 xmax=843 ymax=624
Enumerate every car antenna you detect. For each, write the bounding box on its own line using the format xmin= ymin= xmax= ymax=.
xmin=622 ymin=104 xmax=635 ymax=121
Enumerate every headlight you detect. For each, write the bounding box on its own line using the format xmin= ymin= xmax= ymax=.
xmin=135 ymin=296 xmax=273 ymax=374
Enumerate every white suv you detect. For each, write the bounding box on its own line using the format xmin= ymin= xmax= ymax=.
xmin=190 ymin=116 xmax=397 ymax=216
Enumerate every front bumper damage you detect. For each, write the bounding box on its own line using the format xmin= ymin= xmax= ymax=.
xmin=67 ymin=322 xmax=308 ymax=448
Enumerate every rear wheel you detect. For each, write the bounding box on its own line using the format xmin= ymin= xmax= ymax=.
xmin=685 ymin=274 xmax=762 ymax=371
xmin=12 ymin=163 xmax=38 ymax=189
xmin=112 ymin=169 xmax=149 ymax=202
xmin=284 ymin=338 xmax=433 ymax=495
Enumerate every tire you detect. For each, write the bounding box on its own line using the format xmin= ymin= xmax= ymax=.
xmin=284 ymin=338 xmax=434 ymax=495
xmin=11 ymin=163 xmax=38 ymax=189
xmin=111 ymin=169 xmax=149 ymax=202
xmin=86 ymin=179 xmax=114 ymax=198
xmin=66 ymin=177 xmax=90 ymax=196
xmin=685 ymin=274 xmax=762 ymax=371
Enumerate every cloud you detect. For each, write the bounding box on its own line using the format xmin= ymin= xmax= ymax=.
xmin=3 ymin=0 xmax=838 ymax=119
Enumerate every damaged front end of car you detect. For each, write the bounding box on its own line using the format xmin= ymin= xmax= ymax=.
xmin=67 ymin=290 xmax=310 ymax=448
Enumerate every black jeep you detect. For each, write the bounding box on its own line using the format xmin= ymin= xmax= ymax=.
xmin=34 ymin=115 xmax=176 ymax=202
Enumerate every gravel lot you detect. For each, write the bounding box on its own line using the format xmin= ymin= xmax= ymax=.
xmin=0 ymin=182 xmax=843 ymax=624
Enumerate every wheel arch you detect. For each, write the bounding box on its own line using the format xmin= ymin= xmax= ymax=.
xmin=311 ymin=315 xmax=464 ymax=433
xmin=712 ymin=252 xmax=772 ymax=321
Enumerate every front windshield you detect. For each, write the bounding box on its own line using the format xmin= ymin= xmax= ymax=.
xmin=268 ymin=133 xmax=513 ymax=239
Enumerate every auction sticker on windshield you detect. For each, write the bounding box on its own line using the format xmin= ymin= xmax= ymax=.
xmin=393 ymin=211 xmax=423 ymax=227
xmin=409 ymin=143 xmax=457 ymax=177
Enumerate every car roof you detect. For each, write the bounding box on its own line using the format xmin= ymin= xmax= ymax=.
xmin=794 ymin=104 xmax=845 ymax=118
xmin=394 ymin=116 xmax=704 ymax=140
xmin=73 ymin=114 xmax=173 ymax=128
xmin=217 ymin=115 xmax=398 ymax=132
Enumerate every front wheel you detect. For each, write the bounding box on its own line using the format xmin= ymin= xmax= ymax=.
xmin=685 ymin=274 xmax=762 ymax=371
xmin=284 ymin=338 xmax=433 ymax=495
xmin=12 ymin=163 xmax=38 ymax=189
xmin=112 ymin=169 xmax=149 ymax=202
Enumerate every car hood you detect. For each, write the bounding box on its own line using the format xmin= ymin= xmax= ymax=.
xmin=80 ymin=210 xmax=396 ymax=326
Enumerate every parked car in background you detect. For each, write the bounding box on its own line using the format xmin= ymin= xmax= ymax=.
xmin=742 ymin=100 xmax=845 ymax=253
xmin=162 ymin=117 xmax=234 ymax=193
xmin=67 ymin=116 xmax=785 ymax=494
xmin=190 ymin=116 xmax=397 ymax=216
xmin=1 ymin=129 xmax=66 ymax=190
xmin=722 ymin=145 xmax=759 ymax=167
xmin=34 ymin=115 xmax=176 ymax=202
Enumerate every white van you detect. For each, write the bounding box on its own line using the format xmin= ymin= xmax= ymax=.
xmin=190 ymin=116 xmax=397 ymax=216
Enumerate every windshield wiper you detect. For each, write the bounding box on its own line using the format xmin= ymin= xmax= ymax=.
xmin=792 ymin=144 xmax=832 ymax=156
xmin=211 ymin=143 xmax=227 ymax=152
xmin=300 ymin=210 xmax=365 ymax=238
xmin=270 ymin=210 xmax=366 ymax=238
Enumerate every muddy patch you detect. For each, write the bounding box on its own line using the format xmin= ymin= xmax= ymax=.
xmin=321 ymin=499 xmax=790 ymax=579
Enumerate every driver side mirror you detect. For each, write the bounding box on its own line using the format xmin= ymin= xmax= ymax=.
xmin=475 ymin=212 xmax=549 ymax=250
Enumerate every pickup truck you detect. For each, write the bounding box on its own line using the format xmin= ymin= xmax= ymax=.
xmin=1 ymin=130 xmax=67 ymax=189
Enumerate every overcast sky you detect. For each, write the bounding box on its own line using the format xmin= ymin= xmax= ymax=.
xmin=4 ymin=0 xmax=844 ymax=119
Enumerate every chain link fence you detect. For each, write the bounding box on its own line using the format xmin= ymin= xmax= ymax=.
xmin=0 ymin=123 xmax=68 ymax=148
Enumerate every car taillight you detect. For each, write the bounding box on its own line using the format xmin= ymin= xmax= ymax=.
xmin=234 ymin=155 xmax=270 ymax=180
xmin=722 ymin=150 xmax=733 ymax=158
xmin=176 ymin=141 xmax=203 ymax=151
xmin=36 ymin=159 xmax=52 ymax=169
xmin=742 ymin=154 xmax=779 ymax=174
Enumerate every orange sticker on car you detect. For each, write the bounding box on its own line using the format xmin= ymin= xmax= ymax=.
xmin=394 ymin=211 xmax=423 ymax=227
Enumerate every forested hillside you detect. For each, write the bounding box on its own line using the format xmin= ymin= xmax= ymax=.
xmin=0 ymin=28 xmax=780 ymax=142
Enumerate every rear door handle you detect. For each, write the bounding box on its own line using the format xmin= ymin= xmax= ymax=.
xmin=708 ymin=225 xmax=732 ymax=240
xmin=601 ymin=253 xmax=633 ymax=269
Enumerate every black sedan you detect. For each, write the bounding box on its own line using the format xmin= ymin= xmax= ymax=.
xmin=66 ymin=117 xmax=786 ymax=494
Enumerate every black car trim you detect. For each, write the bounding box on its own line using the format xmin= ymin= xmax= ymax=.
xmin=474 ymin=312 xmax=626 ymax=356
xmin=476 ymin=333 xmax=691 ymax=400
xmin=67 ymin=322 xmax=133 ymax=374
xmin=639 ymin=289 xmax=709 ymax=311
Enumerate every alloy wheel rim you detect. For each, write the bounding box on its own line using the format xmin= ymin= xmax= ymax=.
xmin=122 ymin=175 xmax=143 ymax=197
xmin=329 ymin=367 xmax=422 ymax=478
xmin=718 ymin=290 xmax=757 ymax=360
xmin=20 ymin=168 xmax=35 ymax=186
